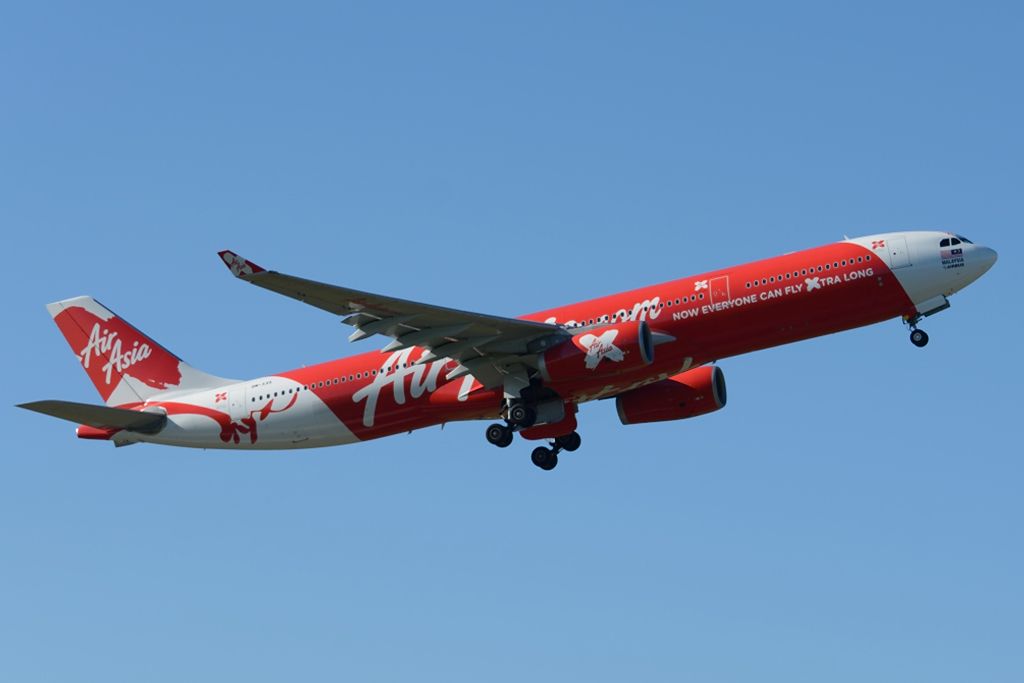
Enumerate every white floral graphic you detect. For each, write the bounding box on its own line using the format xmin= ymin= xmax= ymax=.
xmin=694 ymin=280 xmax=709 ymax=291
xmin=222 ymin=252 xmax=255 ymax=277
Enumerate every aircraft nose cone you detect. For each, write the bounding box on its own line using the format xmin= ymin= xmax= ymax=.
xmin=966 ymin=245 xmax=999 ymax=280
xmin=978 ymin=246 xmax=998 ymax=271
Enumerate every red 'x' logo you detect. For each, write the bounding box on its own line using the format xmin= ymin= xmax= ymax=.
xmin=215 ymin=392 xmax=227 ymax=403
xmin=871 ymin=240 xmax=886 ymax=249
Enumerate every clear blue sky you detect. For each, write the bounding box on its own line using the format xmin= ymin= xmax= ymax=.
xmin=3 ymin=2 xmax=1022 ymax=681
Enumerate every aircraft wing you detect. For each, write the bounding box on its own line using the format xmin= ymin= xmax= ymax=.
xmin=218 ymin=251 xmax=569 ymax=390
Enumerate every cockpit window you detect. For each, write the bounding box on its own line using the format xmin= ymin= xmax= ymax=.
xmin=950 ymin=237 xmax=961 ymax=246
xmin=955 ymin=234 xmax=973 ymax=244
xmin=940 ymin=238 xmax=950 ymax=247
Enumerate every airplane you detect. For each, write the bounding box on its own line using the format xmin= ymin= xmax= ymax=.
xmin=18 ymin=230 xmax=997 ymax=471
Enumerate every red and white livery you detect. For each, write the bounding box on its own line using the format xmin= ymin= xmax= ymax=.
xmin=20 ymin=231 xmax=997 ymax=470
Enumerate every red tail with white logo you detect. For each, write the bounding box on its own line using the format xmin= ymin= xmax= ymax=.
xmin=46 ymin=296 xmax=229 ymax=406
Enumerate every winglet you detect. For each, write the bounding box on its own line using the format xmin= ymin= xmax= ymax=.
xmin=218 ymin=250 xmax=266 ymax=278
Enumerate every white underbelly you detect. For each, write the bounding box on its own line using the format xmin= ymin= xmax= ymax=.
xmin=138 ymin=389 xmax=359 ymax=450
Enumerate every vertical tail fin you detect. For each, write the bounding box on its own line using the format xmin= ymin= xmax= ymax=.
xmin=47 ymin=296 xmax=232 ymax=406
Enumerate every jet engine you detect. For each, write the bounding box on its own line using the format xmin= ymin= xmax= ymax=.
xmin=615 ymin=365 xmax=727 ymax=425
xmin=538 ymin=320 xmax=654 ymax=383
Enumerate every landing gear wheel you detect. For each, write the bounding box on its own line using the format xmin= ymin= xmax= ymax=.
xmin=531 ymin=446 xmax=558 ymax=471
xmin=910 ymin=329 xmax=929 ymax=347
xmin=556 ymin=432 xmax=582 ymax=452
xmin=485 ymin=423 xmax=513 ymax=448
xmin=508 ymin=404 xmax=536 ymax=428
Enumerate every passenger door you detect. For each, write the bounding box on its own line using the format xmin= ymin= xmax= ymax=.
xmin=885 ymin=236 xmax=911 ymax=269
xmin=709 ymin=276 xmax=731 ymax=304
xmin=229 ymin=386 xmax=246 ymax=421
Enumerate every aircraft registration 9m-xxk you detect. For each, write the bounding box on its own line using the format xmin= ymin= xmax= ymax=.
xmin=20 ymin=231 xmax=997 ymax=471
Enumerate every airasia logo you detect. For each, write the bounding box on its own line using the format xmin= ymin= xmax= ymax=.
xmin=221 ymin=251 xmax=257 ymax=277
xmin=80 ymin=323 xmax=153 ymax=385
xmin=351 ymin=347 xmax=476 ymax=428
xmin=579 ymin=329 xmax=624 ymax=369
xmin=52 ymin=306 xmax=183 ymax=401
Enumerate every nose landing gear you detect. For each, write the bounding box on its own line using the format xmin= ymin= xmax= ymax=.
xmin=910 ymin=328 xmax=929 ymax=347
xmin=905 ymin=313 xmax=930 ymax=348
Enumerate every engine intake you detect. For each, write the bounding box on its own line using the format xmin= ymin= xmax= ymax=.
xmin=539 ymin=320 xmax=654 ymax=383
xmin=615 ymin=365 xmax=727 ymax=425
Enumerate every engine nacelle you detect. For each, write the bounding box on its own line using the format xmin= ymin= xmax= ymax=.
xmin=539 ymin=320 xmax=654 ymax=383
xmin=615 ymin=365 xmax=727 ymax=425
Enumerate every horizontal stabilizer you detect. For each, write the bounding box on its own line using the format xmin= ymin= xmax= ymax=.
xmin=17 ymin=400 xmax=167 ymax=434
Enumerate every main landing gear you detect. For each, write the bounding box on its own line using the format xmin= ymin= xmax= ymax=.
xmin=507 ymin=403 xmax=536 ymax=428
xmin=484 ymin=401 xmax=582 ymax=471
xmin=485 ymin=423 xmax=514 ymax=448
xmin=484 ymin=400 xmax=535 ymax=448
xmin=530 ymin=432 xmax=582 ymax=471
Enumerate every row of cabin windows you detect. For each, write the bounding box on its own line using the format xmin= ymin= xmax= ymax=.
xmin=566 ymin=292 xmax=708 ymax=328
xmin=665 ymin=293 xmax=705 ymax=307
xmin=565 ymin=252 xmax=874 ymax=326
xmin=250 ymin=357 xmax=453 ymax=401
xmin=250 ymin=363 xmax=413 ymax=402
xmin=743 ymin=253 xmax=873 ymax=289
